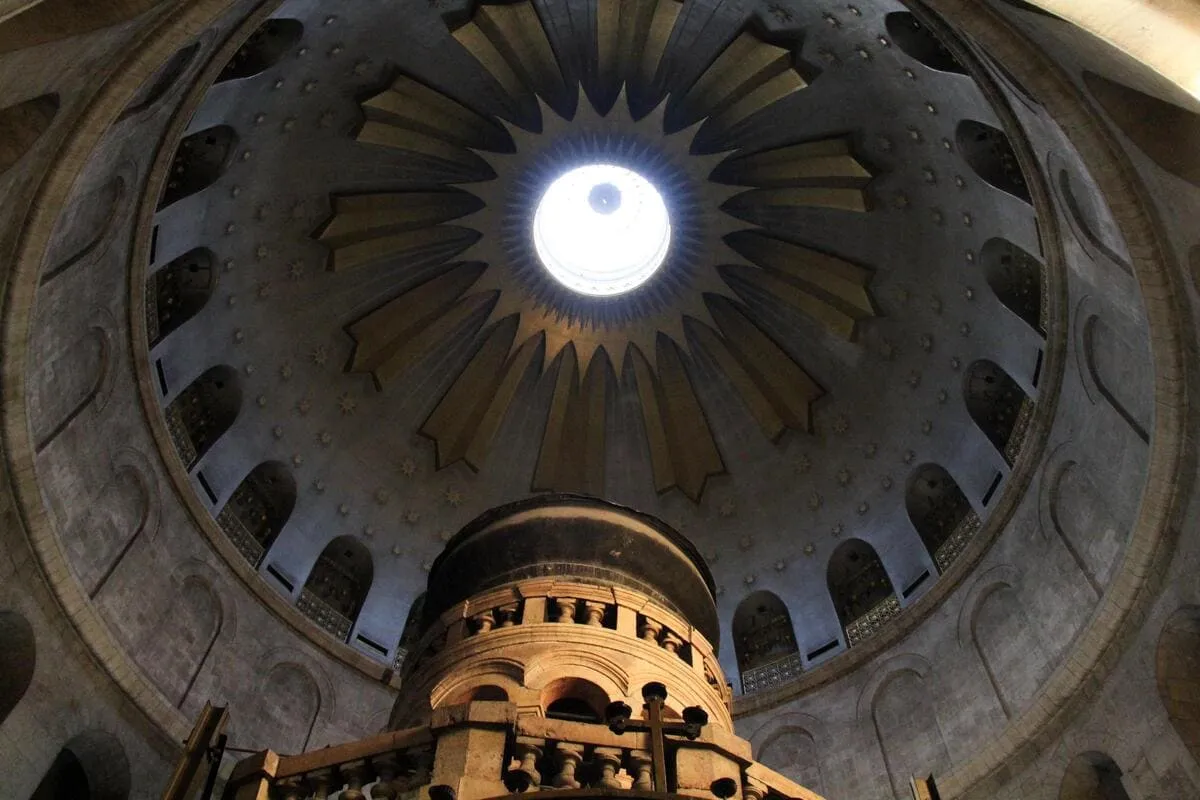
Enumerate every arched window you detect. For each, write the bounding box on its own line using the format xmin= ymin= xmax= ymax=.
xmin=30 ymin=730 xmax=131 ymax=800
xmin=964 ymin=359 xmax=1032 ymax=464
xmin=732 ymin=591 xmax=800 ymax=692
xmin=217 ymin=461 xmax=295 ymax=567
xmin=147 ymin=248 xmax=215 ymax=346
xmin=0 ymin=610 xmax=35 ymax=726
xmin=158 ymin=125 xmax=237 ymax=210
xmin=827 ymin=539 xmax=897 ymax=646
xmin=955 ymin=119 xmax=1030 ymax=203
xmin=0 ymin=93 xmax=58 ymax=175
xmin=885 ymin=13 xmax=965 ymax=74
xmin=1059 ymin=752 xmax=1132 ymax=800
xmin=981 ymin=238 xmax=1044 ymax=335
xmin=540 ymin=677 xmax=607 ymax=722
xmin=905 ymin=464 xmax=979 ymax=572
xmin=216 ymin=18 xmax=304 ymax=83
xmin=165 ymin=366 xmax=242 ymax=469
xmin=1157 ymin=607 xmax=1200 ymax=768
xmin=299 ymin=536 xmax=373 ymax=641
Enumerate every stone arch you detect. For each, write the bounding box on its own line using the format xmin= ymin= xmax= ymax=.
xmin=68 ymin=448 xmax=160 ymax=599
xmin=0 ymin=0 xmax=160 ymax=54
xmin=444 ymin=684 xmax=509 ymax=705
xmin=30 ymin=314 xmax=114 ymax=453
xmin=31 ymin=729 xmax=131 ymax=800
xmin=755 ymin=720 xmax=826 ymax=795
xmin=525 ymin=650 xmax=630 ymax=705
xmin=429 ymin=657 xmax=525 ymax=712
xmin=0 ymin=610 xmax=35 ymax=726
xmin=1081 ymin=314 xmax=1151 ymax=443
xmin=1044 ymin=456 xmax=1120 ymax=594
xmin=0 ymin=92 xmax=57 ymax=175
xmin=981 ymin=237 xmax=1044 ymax=335
xmin=858 ymin=655 xmax=949 ymax=800
xmin=216 ymin=460 xmax=295 ymax=567
xmin=146 ymin=247 xmax=215 ymax=346
xmin=1156 ymin=607 xmax=1200 ymax=768
xmin=732 ymin=590 xmax=799 ymax=689
xmin=963 ymin=359 xmax=1032 ymax=465
xmin=119 ymin=39 xmax=203 ymax=121
xmin=138 ymin=571 xmax=223 ymax=709
xmin=541 ymin=677 xmax=609 ymax=721
xmin=164 ymin=365 xmax=242 ymax=469
xmin=252 ymin=661 xmax=322 ymax=754
xmin=1059 ymin=751 xmax=1132 ymax=800
xmin=957 ymin=565 xmax=1049 ymax=720
xmin=885 ymin=12 xmax=965 ymax=75
xmin=905 ymin=463 xmax=977 ymax=573
xmin=157 ymin=124 xmax=237 ymax=210
xmin=955 ymin=119 xmax=1030 ymax=203
xmin=1082 ymin=72 xmax=1200 ymax=190
xmin=41 ymin=165 xmax=132 ymax=285
xmin=827 ymin=539 xmax=898 ymax=646
xmin=300 ymin=535 xmax=373 ymax=640
xmin=215 ymin=18 xmax=303 ymax=82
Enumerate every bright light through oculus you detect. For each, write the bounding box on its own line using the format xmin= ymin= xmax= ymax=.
xmin=533 ymin=164 xmax=671 ymax=296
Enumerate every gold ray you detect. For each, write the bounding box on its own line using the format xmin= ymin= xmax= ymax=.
xmin=463 ymin=332 xmax=543 ymax=469
xmin=636 ymin=0 xmax=683 ymax=99
xmin=731 ymin=186 xmax=870 ymax=213
xmin=361 ymin=74 xmax=508 ymax=151
xmin=533 ymin=346 xmax=610 ymax=494
xmin=655 ymin=335 xmax=724 ymax=501
xmin=322 ymin=224 xmax=479 ymax=273
xmin=706 ymin=70 xmax=809 ymax=140
xmin=715 ymin=138 xmax=872 ymax=186
xmin=705 ymin=296 xmax=824 ymax=432
xmin=421 ymin=317 xmax=521 ymax=469
xmin=689 ymin=322 xmax=786 ymax=441
xmin=319 ymin=193 xmax=481 ymax=250
xmin=373 ymin=292 xmax=494 ymax=387
xmin=356 ymin=121 xmax=492 ymax=171
xmin=673 ymin=32 xmax=802 ymax=131
xmin=630 ymin=345 xmax=675 ymax=493
xmin=347 ymin=263 xmax=485 ymax=377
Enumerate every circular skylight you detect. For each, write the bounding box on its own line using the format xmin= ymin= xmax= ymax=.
xmin=533 ymin=164 xmax=671 ymax=296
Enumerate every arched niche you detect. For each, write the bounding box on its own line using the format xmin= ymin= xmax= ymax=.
xmin=250 ymin=662 xmax=321 ymax=754
xmin=216 ymin=18 xmax=303 ymax=82
xmin=0 ymin=0 xmax=159 ymax=54
xmin=827 ymin=539 xmax=898 ymax=646
xmin=68 ymin=459 xmax=154 ymax=598
xmin=158 ymin=125 xmax=237 ymax=210
xmin=905 ymin=463 xmax=977 ymax=572
xmin=732 ymin=590 xmax=800 ymax=690
xmin=120 ymin=41 xmax=201 ymax=120
xmin=0 ymin=610 xmax=35 ymax=726
xmin=964 ymin=359 xmax=1032 ymax=465
xmin=1059 ymin=752 xmax=1132 ymax=800
xmin=300 ymin=536 xmax=373 ymax=641
xmin=30 ymin=323 xmax=111 ymax=453
xmin=31 ymin=730 xmax=131 ymax=800
xmin=757 ymin=727 xmax=825 ymax=795
xmin=1082 ymin=72 xmax=1200 ymax=190
xmin=955 ymin=119 xmax=1031 ymax=203
xmin=139 ymin=575 xmax=222 ymax=708
xmin=1156 ymin=607 xmax=1200 ymax=768
xmin=165 ymin=365 xmax=241 ymax=469
xmin=217 ymin=461 xmax=295 ymax=567
xmin=0 ymin=93 xmax=57 ymax=175
xmin=42 ymin=172 xmax=127 ymax=284
xmin=1082 ymin=314 xmax=1151 ymax=443
xmin=1047 ymin=459 xmax=1120 ymax=593
xmin=147 ymin=247 xmax=215 ymax=346
xmin=884 ymin=13 xmax=965 ymax=75
xmin=981 ymin=238 xmax=1044 ymax=335
xmin=445 ymin=684 xmax=509 ymax=705
xmin=541 ymin=677 xmax=608 ymax=722
xmin=968 ymin=581 xmax=1050 ymax=719
xmin=397 ymin=592 xmax=426 ymax=666
xmin=870 ymin=666 xmax=950 ymax=800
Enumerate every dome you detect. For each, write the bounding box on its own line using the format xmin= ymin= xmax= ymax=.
xmin=2 ymin=0 xmax=1199 ymax=797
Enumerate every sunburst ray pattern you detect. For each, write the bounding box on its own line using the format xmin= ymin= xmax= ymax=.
xmin=315 ymin=0 xmax=879 ymax=501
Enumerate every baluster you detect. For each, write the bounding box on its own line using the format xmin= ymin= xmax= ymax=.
xmin=552 ymin=743 xmax=584 ymax=788
xmin=661 ymin=631 xmax=684 ymax=655
xmin=276 ymin=776 xmax=304 ymax=800
xmin=307 ymin=767 xmax=334 ymax=799
xmin=743 ymin=777 xmax=767 ymax=800
xmin=472 ymin=609 xmax=496 ymax=634
xmin=339 ymin=760 xmax=369 ymax=800
xmin=497 ymin=603 xmax=519 ymax=627
xmin=594 ymin=747 xmax=624 ymax=789
xmin=639 ymin=618 xmax=662 ymax=643
xmin=629 ymin=751 xmax=653 ymax=792
xmin=582 ymin=601 xmax=606 ymax=627
xmin=507 ymin=737 xmax=543 ymax=791
xmin=408 ymin=743 xmax=435 ymax=790
xmin=554 ymin=598 xmax=577 ymax=623
xmin=369 ymin=753 xmax=399 ymax=799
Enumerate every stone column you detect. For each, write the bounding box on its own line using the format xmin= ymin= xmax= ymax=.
xmin=582 ymin=601 xmax=606 ymax=626
xmin=552 ymin=742 xmax=585 ymax=788
xmin=629 ymin=750 xmax=654 ymax=792
xmin=554 ymin=597 xmax=577 ymax=623
xmin=639 ymin=617 xmax=663 ymax=643
xmin=594 ymin=747 xmax=624 ymax=789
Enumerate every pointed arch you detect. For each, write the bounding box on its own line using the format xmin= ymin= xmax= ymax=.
xmin=955 ymin=119 xmax=1030 ymax=203
xmin=732 ymin=590 xmax=800 ymax=692
xmin=157 ymin=124 xmax=237 ymax=210
xmin=299 ymin=535 xmax=373 ymax=641
xmin=964 ymin=359 xmax=1032 ymax=464
xmin=216 ymin=461 xmax=295 ymax=567
xmin=905 ymin=463 xmax=978 ymax=572
xmin=146 ymin=247 xmax=215 ymax=346
xmin=164 ymin=365 xmax=241 ymax=469
xmin=981 ymin=238 xmax=1044 ymax=335
xmin=827 ymin=539 xmax=898 ymax=646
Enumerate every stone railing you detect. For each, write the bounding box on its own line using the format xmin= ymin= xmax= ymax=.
xmin=297 ymin=587 xmax=353 ymax=642
xmin=222 ymin=702 xmax=824 ymax=800
xmin=934 ymin=510 xmax=982 ymax=573
xmin=215 ymin=505 xmax=265 ymax=567
xmin=845 ymin=594 xmax=902 ymax=647
xmin=163 ymin=402 xmax=198 ymax=469
xmin=739 ymin=651 xmax=805 ymax=695
xmin=402 ymin=579 xmax=730 ymax=709
xmin=145 ymin=273 xmax=160 ymax=344
xmin=1004 ymin=396 xmax=1037 ymax=464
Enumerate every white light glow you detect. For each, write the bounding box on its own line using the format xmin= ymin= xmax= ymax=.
xmin=533 ymin=164 xmax=671 ymax=296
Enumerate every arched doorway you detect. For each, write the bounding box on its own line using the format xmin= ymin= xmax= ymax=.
xmin=732 ymin=591 xmax=800 ymax=693
xmin=827 ymin=539 xmax=897 ymax=646
xmin=905 ymin=463 xmax=978 ymax=572
xmin=299 ymin=536 xmax=373 ymax=641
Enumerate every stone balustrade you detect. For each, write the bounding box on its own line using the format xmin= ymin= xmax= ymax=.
xmin=844 ymin=594 xmax=902 ymax=647
xmin=296 ymin=586 xmax=353 ymax=642
xmin=739 ymin=651 xmax=805 ymax=695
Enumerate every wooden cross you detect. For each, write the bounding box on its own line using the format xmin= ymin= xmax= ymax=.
xmin=605 ymin=682 xmax=708 ymax=792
